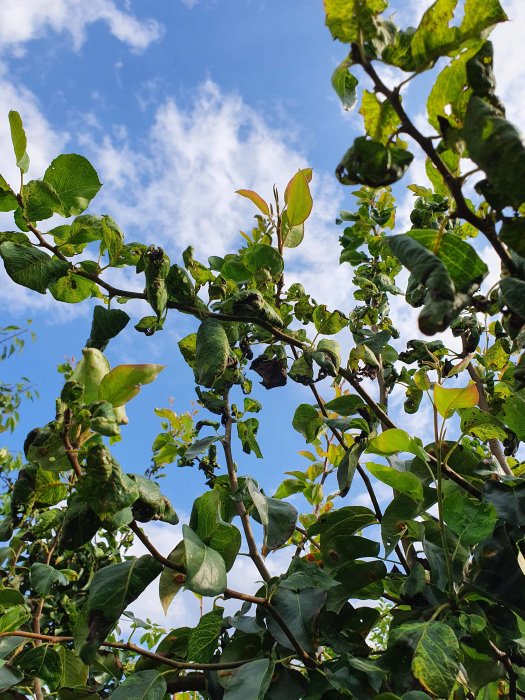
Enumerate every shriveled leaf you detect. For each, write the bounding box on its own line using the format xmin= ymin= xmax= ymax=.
xmin=195 ymin=318 xmax=230 ymax=388
xmin=87 ymin=305 xmax=130 ymax=350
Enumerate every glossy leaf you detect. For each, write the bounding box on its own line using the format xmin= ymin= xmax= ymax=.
xmin=247 ymin=479 xmax=298 ymax=552
xmin=443 ymin=491 xmax=498 ymax=545
xmin=284 ymin=169 xmax=313 ymax=227
xmin=434 ymin=382 xmax=478 ymax=418
xmin=183 ymin=524 xmax=227 ymax=596
xmin=220 ymin=658 xmax=275 ymax=699
xmin=366 ymin=462 xmax=423 ymax=500
xmin=98 ymin=363 xmax=165 ymax=407
xmin=43 ymin=154 xmax=102 ymax=217
xmin=235 ymin=189 xmax=270 ymax=216
xmin=332 ymin=59 xmax=358 ymax=111
xmin=8 ymin=110 xmax=29 ymax=173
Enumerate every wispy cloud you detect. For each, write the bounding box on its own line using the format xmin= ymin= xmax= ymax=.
xmin=0 ymin=0 xmax=163 ymax=55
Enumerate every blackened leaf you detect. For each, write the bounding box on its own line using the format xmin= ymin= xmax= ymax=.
xmin=250 ymin=354 xmax=287 ymax=389
xmin=0 ymin=242 xmax=69 ymax=294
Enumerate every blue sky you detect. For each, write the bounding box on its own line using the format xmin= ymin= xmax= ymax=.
xmin=1 ymin=0 xmax=524 ymax=625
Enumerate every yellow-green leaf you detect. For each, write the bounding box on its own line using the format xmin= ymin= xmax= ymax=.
xmin=434 ymin=382 xmax=478 ymax=418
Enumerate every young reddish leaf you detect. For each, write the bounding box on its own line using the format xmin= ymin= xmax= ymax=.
xmin=235 ymin=189 xmax=270 ymax=216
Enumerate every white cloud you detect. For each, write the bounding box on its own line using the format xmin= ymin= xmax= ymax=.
xmin=0 ymin=0 xmax=163 ymax=55
xmin=492 ymin=0 xmax=525 ymax=128
xmin=80 ymin=80 xmax=353 ymax=312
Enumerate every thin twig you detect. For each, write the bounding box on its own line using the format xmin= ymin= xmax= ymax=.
xmin=0 ymin=631 xmax=257 ymax=671
xmin=221 ymin=391 xmax=271 ymax=582
xmin=466 ymin=362 xmax=512 ymax=476
xmin=62 ymin=408 xmax=82 ymax=478
xmin=355 ymin=47 xmax=518 ymax=278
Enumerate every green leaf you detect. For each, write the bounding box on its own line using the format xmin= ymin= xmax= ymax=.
xmin=366 ymin=462 xmax=423 ymax=500
xmin=183 ymin=525 xmax=227 ymax=596
xmin=0 ymin=242 xmax=69 ymax=294
xmin=427 ymin=48 xmax=475 ymax=131
xmin=502 ymin=394 xmax=525 ymax=440
xmin=30 ymin=562 xmax=68 ymax=597
xmin=434 ymin=382 xmax=478 ymax=419
xmin=459 ymin=407 xmax=507 ymax=441
xmin=71 ymin=347 xmax=110 ymax=404
xmin=76 ymin=555 xmax=163 ymax=663
xmin=0 ymin=665 xmax=23 ymax=692
xmin=360 ymin=90 xmax=400 ymax=145
xmin=443 ymin=491 xmax=498 ymax=546
xmin=187 ymin=608 xmax=224 ymax=663
xmin=464 ymin=96 xmax=525 ymax=210
xmin=267 ymin=587 xmax=326 ymax=653
xmin=190 ymin=490 xmax=241 ymax=569
xmin=58 ymin=647 xmax=88 ymax=689
xmin=324 ymin=394 xmax=365 ymax=416
xmin=336 ymin=137 xmax=413 ymax=188
xmin=49 ymin=272 xmax=97 ymax=303
xmin=8 ymin=110 xmax=29 ymax=173
xmin=390 ymin=621 xmax=460 ymax=698
xmin=312 ymin=305 xmax=347 ymax=335
xmin=243 ymin=244 xmax=284 ymax=278
xmin=0 ymin=606 xmax=30 ymax=633
xmin=43 ymin=154 xmax=102 ymax=217
xmin=388 ymin=234 xmax=469 ymax=335
xmin=17 ymin=645 xmax=63 ymax=689
xmin=98 ymin=363 xmax=165 ymax=407
xmin=110 ymin=670 xmax=167 ymax=700
xmin=367 ymin=429 xmax=427 ymax=462
xmin=235 ymin=189 xmax=270 ymax=216
xmin=282 ymin=221 xmax=304 ymax=248
xmin=247 ymin=479 xmax=298 ymax=552
xmin=220 ymin=658 xmax=275 ymax=700
xmin=500 ymin=218 xmax=525 ymax=257
xmin=407 ymin=229 xmax=487 ymax=291
xmin=101 ymin=215 xmax=124 ymax=265
xmin=284 ymin=168 xmax=313 ymax=227
xmin=87 ymin=305 xmax=130 ymax=350
xmin=501 ymin=278 xmax=525 ymax=320
xmin=381 ymin=493 xmax=420 ymax=556
xmin=324 ymin=0 xmax=388 ymax=44
xmin=195 ymin=318 xmax=230 ymax=388
xmin=332 ymin=59 xmax=358 ymax=111
xmin=309 ymin=505 xmax=377 ymax=539
xmin=292 ymin=404 xmax=324 ymax=443
xmin=159 ymin=543 xmax=185 ymax=615
xmin=23 ymin=179 xmax=61 ymax=221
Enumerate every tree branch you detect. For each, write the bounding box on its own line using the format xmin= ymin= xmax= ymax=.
xmin=355 ymin=47 xmax=518 ymax=278
xmin=221 ymin=392 xmax=271 ymax=583
xmin=62 ymin=407 xmax=82 ymax=478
